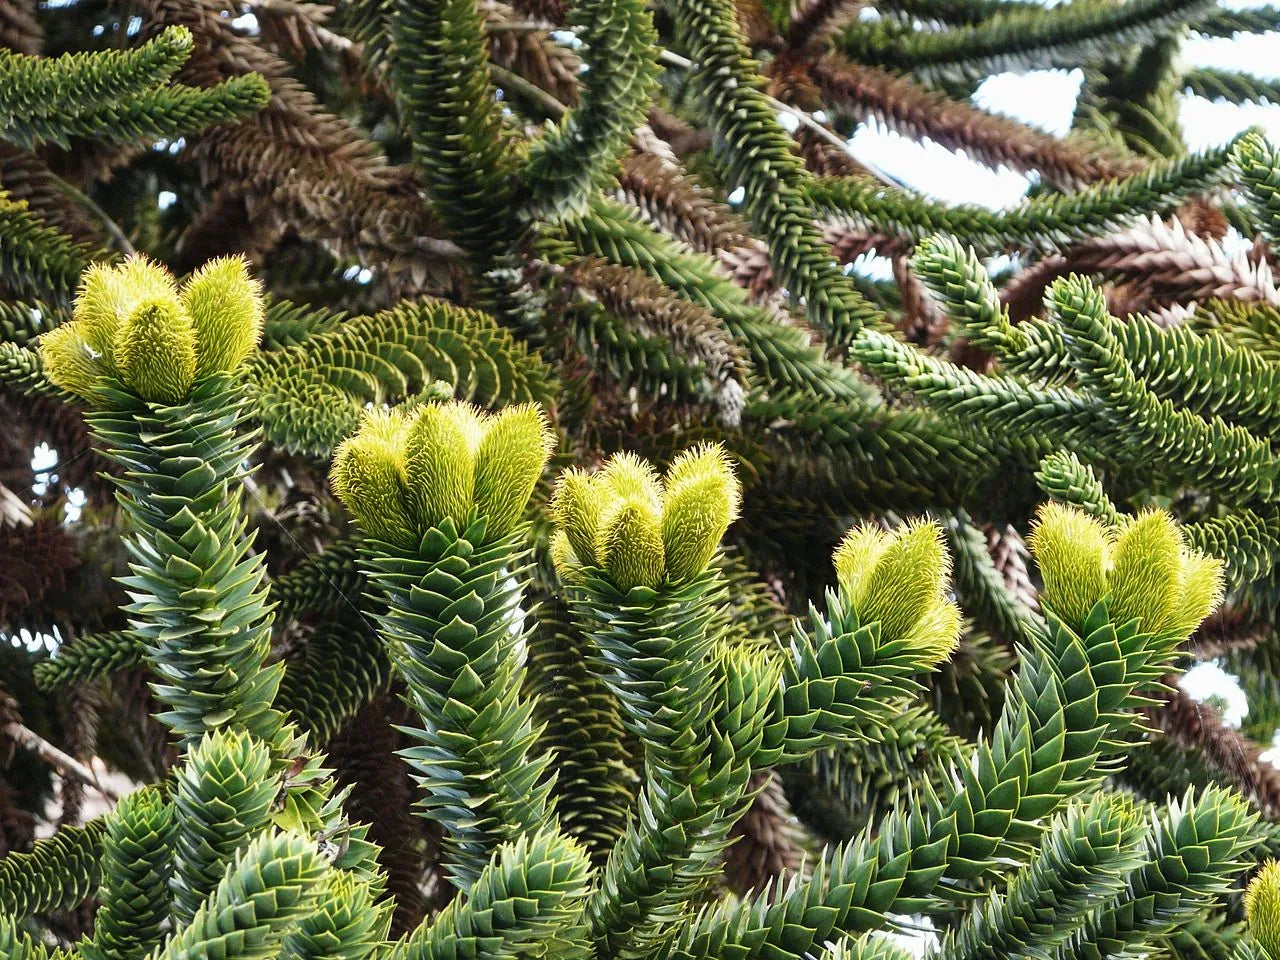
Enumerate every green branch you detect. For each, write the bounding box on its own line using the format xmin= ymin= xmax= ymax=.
xmin=668 ymin=0 xmax=882 ymax=344
xmin=806 ymin=135 xmax=1244 ymax=256
xmin=838 ymin=0 xmax=1215 ymax=81
xmin=520 ymin=0 xmax=659 ymax=220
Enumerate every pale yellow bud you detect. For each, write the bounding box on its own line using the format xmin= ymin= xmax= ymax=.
xmin=660 ymin=443 xmax=740 ymax=582
xmin=601 ymin=500 xmax=665 ymax=592
xmin=182 ymin=255 xmax=264 ymax=377
xmin=594 ymin=453 xmax=664 ymax=577
xmin=1106 ymin=510 xmax=1223 ymax=639
xmin=549 ymin=529 xmax=583 ymax=583
xmin=853 ymin=520 xmax=951 ymax=645
xmin=1247 ymin=861 xmax=1280 ymax=960
xmin=903 ymin=598 xmax=962 ymax=667
xmin=597 ymin=453 xmax=663 ymax=512
xmin=473 ymin=403 xmax=554 ymax=540
xmin=72 ymin=262 xmax=130 ymax=362
xmin=1164 ymin=550 xmax=1225 ymax=640
xmin=833 ymin=525 xmax=893 ymax=603
xmin=551 ymin=468 xmax=602 ymax=567
xmin=402 ymin=402 xmax=482 ymax=532
xmin=39 ymin=324 xmax=107 ymax=402
xmin=113 ymin=299 xmax=197 ymax=404
xmin=76 ymin=256 xmax=178 ymax=364
xmin=1028 ymin=502 xmax=1112 ymax=628
xmin=331 ymin=408 xmax=417 ymax=548
xmin=1107 ymin=511 xmax=1183 ymax=634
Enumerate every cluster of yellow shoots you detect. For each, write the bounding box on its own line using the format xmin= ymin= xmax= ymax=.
xmin=832 ymin=520 xmax=961 ymax=655
xmin=39 ymin=255 xmax=264 ymax=404
xmin=550 ymin=447 xmax=741 ymax=591
xmin=330 ymin=401 xmax=555 ymax=548
xmin=1249 ymin=862 xmax=1280 ymax=960
xmin=1029 ymin=502 xmax=1224 ymax=637
xmin=36 ymin=259 xmax=1224 ymax=638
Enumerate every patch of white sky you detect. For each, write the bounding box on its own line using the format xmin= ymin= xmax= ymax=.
xmin=851 ymin=3 xmax=1280 ymax=204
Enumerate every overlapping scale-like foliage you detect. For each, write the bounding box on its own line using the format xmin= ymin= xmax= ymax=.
xmin=0 ymin=248 xmax=1260 ymax=960
xmin=11 ymin=3 xmax=1280 ymax=960
xmin=247 ymin=302 xmax=555 ymax=457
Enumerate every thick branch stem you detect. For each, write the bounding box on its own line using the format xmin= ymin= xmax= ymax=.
xmin=3 ymin=720 xmax=120 ymax=801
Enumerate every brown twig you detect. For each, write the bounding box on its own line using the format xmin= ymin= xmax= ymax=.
xmin=1147 ymin=681 xmax=1280 ymax=819
xmin=2 ymin=720 xmax=120 ymax=802
xmin=490 ymin=63 xmax=568 ymax=118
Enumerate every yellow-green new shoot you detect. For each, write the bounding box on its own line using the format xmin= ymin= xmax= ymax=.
xmin=183 ymin=255 xmax=265 ymax=378
xmin=550 ymin=444 xmax=741 ymax=591
xmin=39 ymin=255 xmax=265 ymax=405
xmin=114 ymin=299 xmax=197 ymax=404
xmin=331 ymin=399 xmax=555 ymax=548
xmin=832 ymin=519 xmax=961 ymax=665
xmin=331 ymin=408 xmax=417 ymax=548
xmin=1029 ymin=503 xmax=1224 ymax=637
xmin=403 ymin=402 xmax=479 ymax=533
xmin=1247 ymin=861 xmax=1280 ymax=960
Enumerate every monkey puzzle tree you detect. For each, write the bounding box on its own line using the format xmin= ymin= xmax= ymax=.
xmin=5 ymin=1 xmax=1280 ymax=958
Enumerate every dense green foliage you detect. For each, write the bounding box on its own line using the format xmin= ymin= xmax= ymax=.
xmin=7 ymin=1 xmax=1280 ymax=959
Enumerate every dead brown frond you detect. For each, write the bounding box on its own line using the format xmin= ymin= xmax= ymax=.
xmin=813 ymin=54 xmax=1145 ymax=189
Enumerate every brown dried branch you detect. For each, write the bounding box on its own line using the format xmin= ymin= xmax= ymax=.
xmin=269 ymin=176 xmax=463 ymax=296
xmin=483 ymin=1 xmax=580 ymax=107
xmin=1187 ymin=607 xmax=1271 ymax=660
xmin=812 ymin=54 xmax=1145 ymax=189
xmin=716 ymin=243 xmax=778 ymax=303
xmin=645 ymin=106 xmax=711 ymax=157
xmin=510 ymin=0 xmax=567 ymax=27
xmin=986 ymin=522 xmax=1039 ymax=614
xmin=0 ymin=780 xmax=35 ymax=856
xmin=616 ymin=152 xmax=753 ymax=254
xmin=565 ymin=256 xmax=750 ymax=401
xmin=0 ymin=146 xmax=103 ymax=246
xmin=1001 ymin=216 xmax=1280 ymax=323
xmin=1148 ymin=680 xmax=1280 ymax=819
xmin=175 ymin=187 xmax=286 ymax=269
xmin=734 ymin=0 xmax=782 ymax=49
xmin=0 ymin=0 xmax=40 ymax=55
xmin=717 ymin=224 xmax=901 ymax=307
xmin=631 ymin=124 xmax=680 ymax=164
xmin=178 ymin=167 xmax=460 ymax=295
xmin=0 ymin=386 xmax=114 ymax=499
xmin=245 ymin=0 xmax=363 ymax=71
xmin=787 ymin=0 xmax=865 ymax=52
xmin=893 ymin=252 xmax=946 ymax=345
xmin=1176 ymin=197 xmax=1230 ymax=241
xmin=765 ymin=55 xmax=873 ymax=179
xmin=823 ymin=222 xmax=908 ymax=262
xmin=723 ymin=772 xmax=807 ymax=895
xmin=795 ymin=127 xmax=870 ymax=178
xmin=134 ymin=0 xmax=463 ymax=281
xmin=46 ymin=141 xmax=147 ymax=189
xmin=0 ymin=516 xmax=80 ymax=632
xmin=999 ymin=254 xmax=1068 ymax=325
xmin=765 ymin=52 xmax=823 ymax=112
xmin=56 ymin=682 xmax=102 ymax=827
xmin=328 ymin=696 xmax=443 ymax=935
